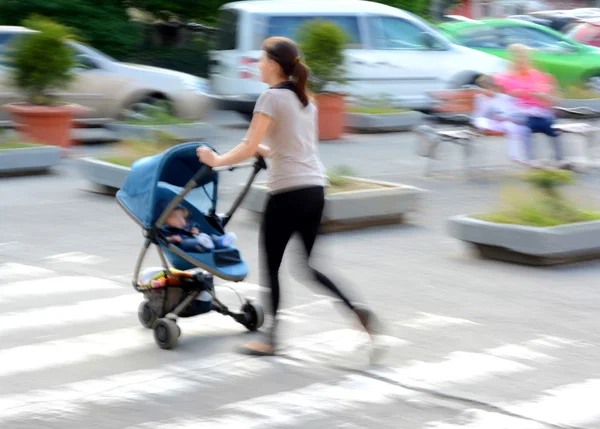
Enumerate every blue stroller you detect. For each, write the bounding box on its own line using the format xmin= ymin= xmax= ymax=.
xmin=116 ymin=142 xmax=267 ymax=350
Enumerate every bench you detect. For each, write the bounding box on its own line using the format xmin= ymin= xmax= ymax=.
xmin=415 ymin=88 xmax=600 ymax=177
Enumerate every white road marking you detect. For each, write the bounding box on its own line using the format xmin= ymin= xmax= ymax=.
xmin=397 ymin=313 xmax=480 ymax=330
xmin=426 ymin=409 xmax=546 ymax=429
xmin=128 ymin=343 xmax=536 ymax=429
xmin=426 ymin=379 xmax=600 ymax=428
xmin=0 ymin=329 xmax=403 ymax=422
xmin=0 ymin=263 xmax=54 ymax=281
xmin=44 ymin=252 xmax=108 ymax=264
xmin=506 ymin=378 xmax=600 ymax=427
xmin=0 ymin=353 xmax=271 ymax=422
xmin=0 ymin=313 xmax=242 ymax=378
xmin=370 ymin=351 xmax=531 ymax=390
xmin=485 ymin=344 xmax=556 ymax=363
xmin=0 ymin=276 xmax=123 ymax=302
xmin=0 ymin=294 xmax=140 ymax=335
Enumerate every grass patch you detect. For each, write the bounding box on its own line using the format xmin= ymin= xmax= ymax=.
xmin=326 ymin=165 xmax=390 ymax=194
xmin=98 ymin=131 xmax=180 ymax=167
xmin=560 ymin=86 xmax=600 ymax=100
xmin=119 ymin=116 xmax=196 ymax=126
xmin=347 ymin=94 xmax=410 ymax=115
xmin=0 ymin=141 xmax=39 ymax=149
xmin=473 ymin=170 xmax=600 ymax=227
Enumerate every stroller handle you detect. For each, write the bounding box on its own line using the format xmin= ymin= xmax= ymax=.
xmin=212 ymin=156 xmax=267 ymax=172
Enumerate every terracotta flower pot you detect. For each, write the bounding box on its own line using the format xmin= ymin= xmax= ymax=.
xmin=3 ymin=103 xmax=89 ymax=149
xmin=315 ymin=93 xmax=345 ymax=141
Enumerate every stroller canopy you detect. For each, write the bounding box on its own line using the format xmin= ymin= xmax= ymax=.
xmin=116 ymin=142 xmax=219 ymax=228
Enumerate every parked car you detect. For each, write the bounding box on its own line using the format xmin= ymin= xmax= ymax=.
xmin=527 ymin=9 xmax=600 ymax=33
xmin=439 ymin=18 xmax=600 ymax=93
xmin=0 ymin=26 xmax=213 ymax=124
xmin=566 ymin=17 xmax=600 ymax=48
xmin=208 ymin=0 xmax=508 ymax=120
xmin=506 ymin=15 xmax=552 ymax=28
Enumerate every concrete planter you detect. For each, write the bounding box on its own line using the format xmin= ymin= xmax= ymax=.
xmin=0 ymin=145 xmax=61 ymax=176
xmin=240 ymin=177 xmax=424 ymax=232
xmin=345 ymin=110 xmax=424 ymax=133
xmin=448 ymin=214 xmax=600 ymax=266
xmin=77 ymin=157 xmax=130 ymax=194
xmin=106 ymin=122 xmax=214 ymax=142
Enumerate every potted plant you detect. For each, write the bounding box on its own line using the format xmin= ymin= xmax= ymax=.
xmin=448 ymin=169 xmax=600 ymax=265
xmin=297 ymin=19 xmax=348 ymax=141
xmin=3 ymin=16 xmax=89 ymax=149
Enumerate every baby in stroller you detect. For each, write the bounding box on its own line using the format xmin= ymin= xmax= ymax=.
xmin=161 ymin=203 xmax=237 ymax=252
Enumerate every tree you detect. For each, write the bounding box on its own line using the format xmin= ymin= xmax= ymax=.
xmin=128 ymin=0 xmax=230 ymax=23
xmin=0 ymin=0 xmax=142 ymax=59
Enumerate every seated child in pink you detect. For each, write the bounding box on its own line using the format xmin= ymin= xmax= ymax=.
xmin=471 ymin=74 xmax=529 ymax=164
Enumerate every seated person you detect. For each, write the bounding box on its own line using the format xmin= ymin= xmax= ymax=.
xmin=162 ymin=206 xmax=236 ymax=252
xmin=494 ymin=44 xmax=571 ymax=170
xmin=472 ymin=74 xmax=530 ymax=165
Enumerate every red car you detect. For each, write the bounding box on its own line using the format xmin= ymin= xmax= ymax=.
xmin=566 ymin=18 xmax=600 ymax=47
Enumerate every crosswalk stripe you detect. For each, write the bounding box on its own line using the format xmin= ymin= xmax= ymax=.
xmin=370 ymin=351 xmax=531 ymax=390
xmin=0 ymin=353 xmax=270 ymax=422
xmin=125 ymin=340 xmax=543 ymax=429
xmin=0 ymin=294 xmax=140 ymax=335
xmin=0 ymin=313 xmax=244 ymax=378
xmin=0 ymin=276 xmax=123 ymax=302
xmin=0 ymin=263 xmax=54 ymax=281
xmin=397 ymin=313 xmax=481 ymax=330
xmin=0 ymin=328 xmax=404 ymax=423
xmin=426 ymin=379 xmax=600 ymax=428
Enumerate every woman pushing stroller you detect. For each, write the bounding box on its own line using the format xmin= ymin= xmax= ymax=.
xmin=197 ymin=36 xmax=379 ymax=356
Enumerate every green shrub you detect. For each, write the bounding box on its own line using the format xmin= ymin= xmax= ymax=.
xmin=475 ymin=169 xmax=600 ymax=227
xmin=297 ymin=19 xmax=348 ymax=94
xmin=7 ymin=16 xmax=75 ymax=106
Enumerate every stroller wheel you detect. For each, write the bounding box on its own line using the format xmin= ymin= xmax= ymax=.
xmin=241 ymin=299 xmax=264 ymax=332
xmin=153 ymin=318 xmax=179 ymax=350
xmin=138 ymin=301 xmax=157 ymax=329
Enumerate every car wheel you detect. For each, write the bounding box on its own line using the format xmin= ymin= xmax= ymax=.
xmin=120 ymin=94 xmax=174 ymax=121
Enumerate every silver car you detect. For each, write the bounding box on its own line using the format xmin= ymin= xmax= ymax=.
xmin=0 ymin=26 xmax=213 ymax=123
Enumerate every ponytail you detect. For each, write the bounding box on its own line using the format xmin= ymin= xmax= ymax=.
xmin=291 ymin=60 xmax=310 ymax=107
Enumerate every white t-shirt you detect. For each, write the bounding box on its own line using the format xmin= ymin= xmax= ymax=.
xmin=253 ymin=88 xmax=327 ymax=194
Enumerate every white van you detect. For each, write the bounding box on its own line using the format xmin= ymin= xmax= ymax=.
xmin=209 ymin=0 xmax=508 ymax=120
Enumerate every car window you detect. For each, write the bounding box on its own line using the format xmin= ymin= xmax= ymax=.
xmin=260 ymin=15 xmax=361 ymax=49
xmin=369 ymin=16 xmax=447 ymax=50
xmin=0 ymin=33 xmax=29 ymax=67
xmin=216 ymin=9 xmax=238 ymax=50
xmin=501 ymin=26 xmax=575 ymax=52
xmin=455 ymin=28 xmax=502 ymax=49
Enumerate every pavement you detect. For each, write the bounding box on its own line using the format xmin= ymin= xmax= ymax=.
xmin=1 ymin=111 xmax=600 ymax=429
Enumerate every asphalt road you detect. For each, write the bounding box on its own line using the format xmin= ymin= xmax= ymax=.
xmin=1 ymin=112 xmax=599 ymax=429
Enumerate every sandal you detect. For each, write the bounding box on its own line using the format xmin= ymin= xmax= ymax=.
xmin=239 ymin=341 xmax=275 ymax=356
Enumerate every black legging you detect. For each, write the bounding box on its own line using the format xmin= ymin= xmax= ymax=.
xmin=260 ymin=186 xmax=356 ymax=338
